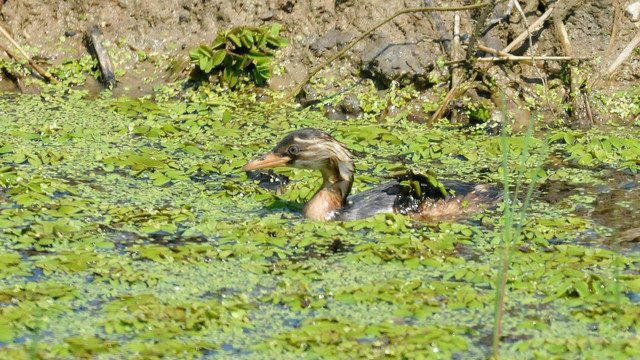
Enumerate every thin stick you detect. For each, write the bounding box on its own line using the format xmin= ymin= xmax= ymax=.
xmin=552 ymin=13 xmax=581 ymax=121
xmin=512 ymin=0 xmax=556 ymax=120
xmin=0 ymin=42 xmax=18 ymax=61
xmin=447 ymin=55 xmax=576 ymax=63
xmin=476 ymin=44 xmax=563 ymax=73
xmin=604 ymin=0 xmax=621 ymax=64
xmin=266 ymin=3 xmax=489 ymax=114
xmin=451 ymin=15 xmax=463 ymax=88
xmin=582 ymin=92 xmax=594 ymax=125
xmin=502 ymin=6 xmax=554 ymax=54
xmin=428 ymin=76 xmax=466 ymax=127
xmin=553 ymin=16 xmax=571 ymax=56
xmin=447 ymin=14 xmax=463 ymax=125
xmin=0 ymin=42 xmax=27 ymax=92
xmin=478 ymin=55 xmax=575 ymax=61
xmin=512 ymin=0 xmax=537 ymax=67
xmin=477 ymin=44 xmax=508 ymax=57
xmin=0 ymin=24 xmax=58 ymax=84
xmin=606 ymin=28 xmax=640 ymax=76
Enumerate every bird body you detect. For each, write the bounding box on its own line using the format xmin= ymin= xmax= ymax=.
xmin=243 ymin=128 xmax=502 ymax=221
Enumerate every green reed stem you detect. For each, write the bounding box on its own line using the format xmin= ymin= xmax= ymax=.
xmin=493 ymin=96 xmax=512 ymax=357
xmin=493 ymin=101 xmax=548 ymax=358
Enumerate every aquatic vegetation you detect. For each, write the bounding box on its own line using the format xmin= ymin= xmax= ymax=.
xmin=47 ymin=56 xmax=99 ymax=86
xmin=550 ymin=131 xmax=640 ymax=173
xmin=0 ymin=84 xmax=638 ymax=359
xmin=594 ymin=86 xmax=640 ymax=120
xmin=189 ymin=24 xmax=289 ymax=88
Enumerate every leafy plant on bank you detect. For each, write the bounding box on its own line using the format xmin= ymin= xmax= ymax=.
xmin=189 ymin=24 xmax=289 ymax=88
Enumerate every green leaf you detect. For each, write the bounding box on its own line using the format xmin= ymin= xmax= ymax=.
xmin=228 ymin=73 xmax=239 ymax=88
xmin=257 ymin=33 xmax=268 ymax=48
xmin=243 ymin=31 xmax=254 ymax=44
xmin=227 ymin=33 xmax=242 ymax=47
xmin=578 ymin=153 xmax=593 ymax=165
xmin=189 ymin=48 xmax=202 ymax=60
xmin=0 ymin=323 xmax=14 ymax=342
xmin=270 ymin=24 xmax=281 ymax=36
xmin=573 ymin=280 xmax=589 ymax=297
xmin=199 ymin=44 xmax=213 ymax=57
xmin=237 ymin=55 xmax=249 ymax=69
xmin=240 ymin=33 xmax=252 ymax=48
xmin=222 ymin=64 xmax=232 ymax=84
xmin=555 ymin=281 xmax=573 ymax=297
xmin=563 ymin=132 xmax=575 ymax=145
xmin=404 ymin=257 xmax=420 ymax=269
xmin=212 ymin=49 xmax=227 ymax=67
xmin=222 ymin=111 xmax=232 ymax=123
xmin=276 ymin=36 xmax=289 ymax=47
xmin=203 ymin=55 xmax=215 ymax=73
xmin=266 ymin=36 xmax=281 ymax=47
xmin=199 ymin=54 xmax=208 ymax=71
xmin=253 ymin=68 xmax=264 ymax=85
xmin=153 ymin=173 xmax=171 ymax=186
xmin=211 ymin=35 xmax=226 ymax=49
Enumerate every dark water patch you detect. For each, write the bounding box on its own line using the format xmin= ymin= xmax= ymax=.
xmin=453 ymin=241 xmax=482 ymax=262
xmin=246 ymin=169 xmax=289 ymax=191
xmin=537 ymin=180 xmax=581 ymax=204
xmin=571 ymin=170 xmax=640 ymax=251
xmin=286 ymin=239 xmax=354 ymax=263
xmin=24 ymin=266 xmax=44 ymax=282
xmin=188 ymin=170 xmax=218 ymax=183
xmin=142 ymin=232 xmax=209 ymax=247
xmin=324 ymin=238 xmax=351 ymax=254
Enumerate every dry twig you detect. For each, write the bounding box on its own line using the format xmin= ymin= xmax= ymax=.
xmin=553 ymin=16 xmax=571 ymax=56
xmin=0 ymin=42 xmax=18 ymax=61
xmin=449 ymin=55 xmax=576 ymax=63
xmin=606 ymin=28 xmax=640 ymax=76
xmin=0 ymin=43 xmax=26 ymax=92
xmin=448 ymin=14 xmax=464 ymax=125
xmin=451 ymin=15 xmax=463 ymax=89
xmin=0 ymin=24 xmax=58 ymax=84
xmin=475 ymin=44 xmax=563 ymax=73
xmin=604 ymin=0 xmax=621 ymax=64
xmin=428 ymin=77 xmax=466 ymax=127
xmin=502 ymin=6 xmax=554 ymax=54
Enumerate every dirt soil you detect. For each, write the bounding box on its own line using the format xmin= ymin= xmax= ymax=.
xmin=0 ymin=0 xmax=639 ymax=122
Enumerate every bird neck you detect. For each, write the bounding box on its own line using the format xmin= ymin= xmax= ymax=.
xmin=302 ymin=158 xmax=354 ymax=220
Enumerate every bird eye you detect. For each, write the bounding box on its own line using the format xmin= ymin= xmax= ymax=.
xmin=288 ymin=145 xmax=300 ymax=155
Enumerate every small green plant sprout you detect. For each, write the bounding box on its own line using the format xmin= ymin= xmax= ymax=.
xmin=466 ymin=101 xmax=491 ymax=124
xmin=189 ymin=24 xmax=289 ymax=88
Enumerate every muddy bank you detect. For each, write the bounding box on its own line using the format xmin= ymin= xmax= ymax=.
xmin=1 ymin=0 xmax=639 ymax=123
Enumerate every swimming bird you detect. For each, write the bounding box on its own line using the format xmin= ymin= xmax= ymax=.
xmin=242 ymin=128 xmax=502 ymax=221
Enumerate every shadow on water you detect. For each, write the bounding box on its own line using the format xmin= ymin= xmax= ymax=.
xmin=582 ymin=173 xmax=640 ymax=251
xmin=538 ymin=164 xmax=639 ymax=252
